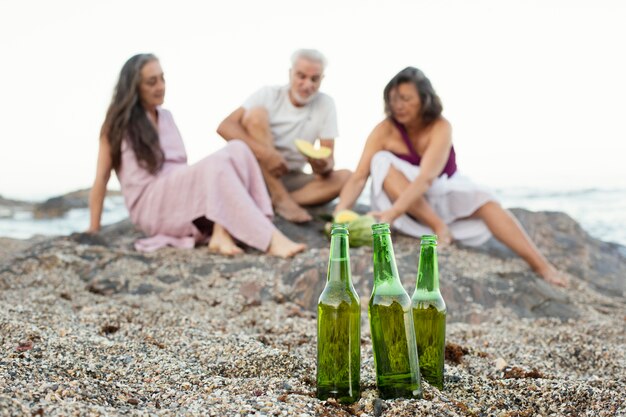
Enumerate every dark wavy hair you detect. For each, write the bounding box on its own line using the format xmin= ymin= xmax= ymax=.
xmin=101 ymin=53 xmax=164 ymax=174
xmin=383 ymin=67 xmax=443 ymax=125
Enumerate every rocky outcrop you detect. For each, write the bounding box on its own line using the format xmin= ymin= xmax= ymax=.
xmin=280 ymin=207 xmax=625 ymax=323
xmin=5 ymin=206 xmax=623 ymax=323
xmin=0 ymin=195 xmax=33 ymax=218
xmin=31 ymin=189 xmax=122 ymax=219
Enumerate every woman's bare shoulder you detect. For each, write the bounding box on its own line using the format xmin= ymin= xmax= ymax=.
xmin=430 ymin=117 xmax=452 ymax=132
xmin=425 ymin=117 xmax=452 ymax=141
xmin=425 ymin=118 xmax=453 ymax=150
xmin=369 ymin=118 xmax=396 ymax=140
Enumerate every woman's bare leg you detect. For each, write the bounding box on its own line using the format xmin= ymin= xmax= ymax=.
xmin=383 ymin=166 xmax=452 ymax=245
xmin=208 ymin=223 xmax=244 ymax=256
xmin=473 ymin=202 xmax=568 ymax=287
xmin=267 ymin=229 xmax=306 ymax=258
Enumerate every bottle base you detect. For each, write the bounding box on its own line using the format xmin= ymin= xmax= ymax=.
xmin=316 ymin=386 xmax=361 ymax=404
xmin=421 ymin=374 xmax=444 ymax=390
xmin=378 ymin=388 xmax=422 ymax=400
xmin=377 ymin=377 xmax=422 ymax=400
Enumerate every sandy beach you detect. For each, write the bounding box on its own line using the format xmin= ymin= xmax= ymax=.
xmin=0 ymin=207 xmax=625 ymax=416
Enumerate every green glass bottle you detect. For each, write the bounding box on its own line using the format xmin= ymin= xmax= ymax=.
xmin=368 ymin=223 xmax=421 ymax=400
xmin=317 ymin=224 xmax=361 ymax=404
xmin=411 ymin=234 xmax=446 ymax=390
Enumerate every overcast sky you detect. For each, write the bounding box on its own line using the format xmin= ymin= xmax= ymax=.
xmin=1 ymin=0 xmax=625 ymax=200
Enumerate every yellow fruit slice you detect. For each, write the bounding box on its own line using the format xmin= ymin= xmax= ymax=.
xmin=294 ymin=139 xmax=332 ymax=159
xmin=334 ymin=209 xmax=360 ymax=224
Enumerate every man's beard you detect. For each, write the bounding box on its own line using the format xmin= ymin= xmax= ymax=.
xmin=292 ymin=90 xmax=318 ymax=105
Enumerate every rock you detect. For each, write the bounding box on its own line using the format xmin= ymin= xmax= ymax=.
xmin=87 ymin=277 xmax=127 ymax=296
xmin=33 ymin=195 xmax=76 ymax=219
xmin=133 ymin=283 xmax=163 ymax=295
xmin=70 ymin=232 xmax=109 ymax=247
xmin=275 ymin=207 xmax=625 ymax=322
xmin=495 ymin=357 xmax=508 ymax=371
xmin=373 ymin=398 xmax=386 ymax=416
xmin=0 ymin=237 xmax=39 ymax=266
xmin=510 ymin=209 xmax=626 ymax=297
xmin=240 ymin=281 xmax=263 ymax=306
xmin=0 ymin=194 xmax=33 ymax=218
xmin=20 ymin=204 xmax=622 ymax=323
xmin=32 ymin=189 xmax=121 ymax=219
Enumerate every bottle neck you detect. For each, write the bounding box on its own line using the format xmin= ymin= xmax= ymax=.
xmin=372 ymin=232 xmax=401 ymax=285
xmin=327 ymin=232 xmax=351 ymax=285
xmin=416 ymin=243 xmax=439 ymax=292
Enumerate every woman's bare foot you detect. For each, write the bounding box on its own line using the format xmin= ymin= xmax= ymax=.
xmin=208 ymin=224 xmax=244 ymax=256
xmin=274 ymin=197 xmax=312 ymax=223
xmin=536 ymin=264 xmax=570 ymax=287
xmin=268 ymin=230 xmax=306 ymax=258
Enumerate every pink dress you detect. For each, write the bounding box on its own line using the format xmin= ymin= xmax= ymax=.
xmin=116 ymin=108 xmax=275 ymax=252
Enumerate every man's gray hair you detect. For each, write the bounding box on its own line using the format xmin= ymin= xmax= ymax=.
xmin=291 ymin=49 xmax=327 ymax=70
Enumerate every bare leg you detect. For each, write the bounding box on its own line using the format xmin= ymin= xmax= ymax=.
xmin=242 ymin=108 xmax=311 ymax=223
xmin=472 ymin=202 xmax=569 ymax=287
xmin=290 ymin=169 xmax=351 ymax=206
xmin=267 ymin=229 xmax=307 ymax=258
xmin=262 ymin=168 xmax=312 ymax=222
xmin=208 ymin=223 xmax=244 ymax=256
xmin=383 ymin=166 xmax=452 ymax=246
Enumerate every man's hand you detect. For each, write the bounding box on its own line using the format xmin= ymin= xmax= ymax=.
xmin=260 ymin=147 xmax=288 ymax=177
xmin=309 ymin=156 xmax=333 ymax=176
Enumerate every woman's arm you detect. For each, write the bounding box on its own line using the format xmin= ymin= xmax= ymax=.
xmin=88 ymin=135 xmax=113 ymax=233
xmin=333 ymin=122 xmax=387 ymax=215
xmin=374 ymin=119 xmax=453 ymax=223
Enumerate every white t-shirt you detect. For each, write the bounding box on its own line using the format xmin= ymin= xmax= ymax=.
xmin=242 ymin=85 xmax=338 ymax=171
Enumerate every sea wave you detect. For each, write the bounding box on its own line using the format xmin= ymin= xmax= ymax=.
xmin=494 ymin=187 xmax=626 ymax=246
xmin=0 ymin=196 xmax=128 ymax=240
xmin=1 ymin=188 xmax=625 ymax=246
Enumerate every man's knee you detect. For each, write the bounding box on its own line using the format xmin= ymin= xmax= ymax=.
xmin=242 ymin=107 xmax=270 ymax=131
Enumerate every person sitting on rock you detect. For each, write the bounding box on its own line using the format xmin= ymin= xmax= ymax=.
xmin=217 ymin=49 xmax=351 ymax=223
xmin=334 ymin=66 xmax=569 ymax=287
xmin=89 ymin=53 xmax=305 ymax=258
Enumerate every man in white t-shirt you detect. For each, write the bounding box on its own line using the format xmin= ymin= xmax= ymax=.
xmin=217 ymin=49 xmax=350 ymax=223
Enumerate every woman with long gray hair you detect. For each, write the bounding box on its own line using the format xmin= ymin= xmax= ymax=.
xmin=89 ymin=53 xmax=305 ymax=257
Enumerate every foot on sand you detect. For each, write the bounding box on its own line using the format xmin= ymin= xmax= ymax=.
xmin=268 ymin=230 xmax=306 ymax=258
xmin=537 ymin=264 xmax=570 ymax=287
xmin=274 ymin=198 xmax=312 ymax=223
xmin=208 ymin=225 xmax=244 ymax=256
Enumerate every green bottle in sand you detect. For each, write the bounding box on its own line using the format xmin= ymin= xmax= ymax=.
xmin=368 ymin=223 xmax=421 ymax=399
xmin=316 ymin=224 xmax=361 ymax=403
xmin=411 ymin=234 xmax=446 ymax=390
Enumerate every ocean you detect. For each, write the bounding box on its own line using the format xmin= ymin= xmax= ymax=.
xmin=1 ymin=187 xmax=625 ymax=247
